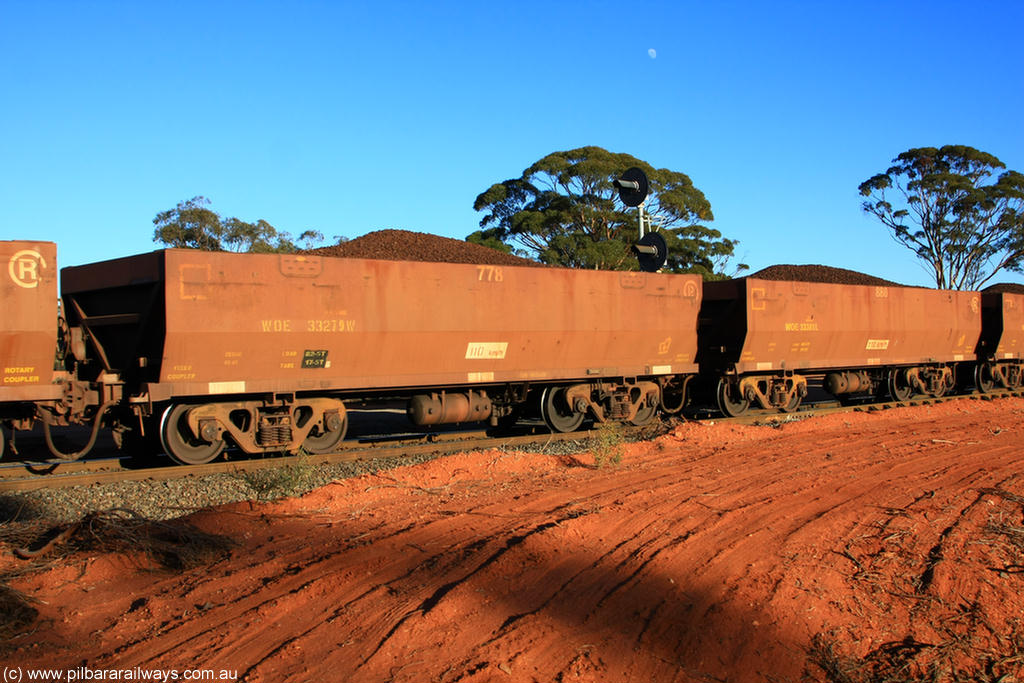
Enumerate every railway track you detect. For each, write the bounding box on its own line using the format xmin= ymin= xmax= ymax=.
xmin=0 ymin=424 xmax=647 ymax=492
xmin=2 ymin=390 xmax=1021 ymax=493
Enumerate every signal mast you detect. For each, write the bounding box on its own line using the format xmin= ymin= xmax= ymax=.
xmin=614 ymin=167 xmax=668 ymax=273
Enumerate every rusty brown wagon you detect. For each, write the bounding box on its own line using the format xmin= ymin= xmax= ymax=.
xmin=59 ymin=249 xmax=703 ymax=463
xmin=699 ymin=278 xmax=983 ymax=416
xmin=0 ymin=241 xmax=61 ymax=459
xmin=976 ymin=291 xmax=1024 ymax=391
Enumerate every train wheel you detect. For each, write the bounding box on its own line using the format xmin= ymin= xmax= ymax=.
xmin=887 ymin=369 xmax=913 ymax=402
xmin=780 ymin=392 xmax=802 ymax=413
xmin=716 ymin=379 xmax=750 ymax=417
xmin=303 ymin=409 xmax=348 ymax=454
xmin=541 ymin=387 xmax=585 ymax=433
xmin=930 ymin=369 xmax=954 ymax=398
xmin=630 ymin=398 xmax=658 ymax=426
xmin=159 ymin=404 xmax=226 ymax=465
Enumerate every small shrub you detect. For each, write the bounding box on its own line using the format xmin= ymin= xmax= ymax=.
xmin=591 ymin=421 xmax=625 ymax=469
xmin=236 ymin=456 xmax=314 ymax=501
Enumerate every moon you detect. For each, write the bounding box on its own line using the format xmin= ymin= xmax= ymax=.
xmin=648 ymin=48 xmax=657 ymax=59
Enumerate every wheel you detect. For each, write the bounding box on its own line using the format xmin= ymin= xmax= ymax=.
xmin=716 ymin=378 xmax=750 ymax=417
xmin=302 ymin=409 xmax=348 ymax=454
xmin=541 ymin=387 xmax=585 ymax=433
xmin=780 ymin=391 xmax=802 ymax=413
xmin=630 ymin=397 xmax=658 ymax=426
xmin=0 ymin=423 xmax=6 ymax=460
xmin=887 ymin=369 xmax=913 ymax=402
xmin=159 ymin=404 xmax=226 ymax=465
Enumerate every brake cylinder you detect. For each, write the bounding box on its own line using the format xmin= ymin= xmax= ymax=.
xmin=407 ymin=391 xmax=492 ymax=426
xmin=824 ymin=371 xmax=871 ymax=395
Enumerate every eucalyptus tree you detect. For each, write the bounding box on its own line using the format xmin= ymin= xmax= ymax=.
xmin=153 ymin=196 xmax=323 ymax=253
xmin=470 ymin=146 xmax=744 ymax=277
xmin=859 ymin=146 xmax=1024 ymax=289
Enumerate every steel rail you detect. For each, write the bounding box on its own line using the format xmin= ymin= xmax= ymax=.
xmin=0 ymin=425 xmax=634 ymax=493
xmin=2 ymin=390 xmax=1021 ymax=493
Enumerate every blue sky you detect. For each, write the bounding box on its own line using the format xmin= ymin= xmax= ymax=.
xmin=2 ymin=1 xmax=1022 ymax=286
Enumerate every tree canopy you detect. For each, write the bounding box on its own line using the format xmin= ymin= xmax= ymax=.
xmin=469 ymin=146 xmax=745 ymax=277
xmin=153 ymin=197 xmax=324 ymax=253
xmin=859 ymin=146 xmax=1024 ymax=290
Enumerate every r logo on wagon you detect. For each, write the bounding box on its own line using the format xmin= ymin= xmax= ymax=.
xmin=8 ymin=249 xmax=46 ymax=289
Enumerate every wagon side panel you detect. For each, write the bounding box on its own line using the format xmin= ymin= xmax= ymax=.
xmin=712 ymin=279 xmax=980 ymax=373
xmin=153 ymin=251 xmax=702 ymax=398
xmin=1 ymin=240 xmax=60 ymax=402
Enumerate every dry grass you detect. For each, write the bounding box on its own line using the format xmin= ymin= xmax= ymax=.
xmin=806 ymin=627 xmax=1024 ymax=682
xmin=10 ymin=508 xmax=237 ymax=570
xmin=0 ymin=584 xmax=38 ymax=641
xmin=0 ymin=508 xmax=237 ymax=642
xmin=806 ymin=486 xmax=1024 ymax=682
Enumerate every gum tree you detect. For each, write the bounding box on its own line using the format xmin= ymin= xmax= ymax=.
xmin=859 ymin=146 xmax=1024 ymax=289
xmin=153 ymin=196 xmax=324 ymax=253
xmin=470 ymin=146 xmax=745 ymax=277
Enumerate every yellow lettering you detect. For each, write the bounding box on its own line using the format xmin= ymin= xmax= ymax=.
xmin=4 ymin=375 xmax=40 ymax=383
xmin=18 ymin=259 xmax=37 ymax=282
xmin=475 ymin=266 xmax=504 ymax=282
xmin=305 ymin=318 xmax=357 ymax=332
xmin=165 ymin=372 xmax=197 ymax=380
xmin=260 ymin=319 xmax=292 ymax=332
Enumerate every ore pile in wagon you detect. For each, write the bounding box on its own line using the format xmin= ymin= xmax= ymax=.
xmin=983 ymin=282 xmax=1024 ymax=294
xmin=747 ymin=264 xmax=904 ymax=287
xmin=303 ymin=229 xmax=541 ymax=267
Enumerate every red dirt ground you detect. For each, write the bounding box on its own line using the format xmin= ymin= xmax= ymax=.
xmin=5 ymin=398 xmax=1024 ymax=682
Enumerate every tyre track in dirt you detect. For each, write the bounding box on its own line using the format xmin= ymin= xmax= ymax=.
xmin=6 ymin=399 xmax=1024 ymax=682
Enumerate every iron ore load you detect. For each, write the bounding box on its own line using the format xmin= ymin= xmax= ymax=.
xmin=1 ymin=233 xmax=1023 ymax=466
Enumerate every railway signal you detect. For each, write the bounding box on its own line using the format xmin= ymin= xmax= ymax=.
xmin=614 ymin=167 xmax=667 ymax=272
